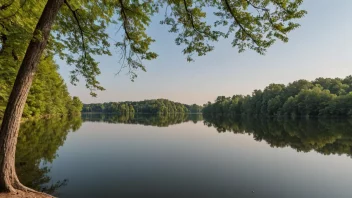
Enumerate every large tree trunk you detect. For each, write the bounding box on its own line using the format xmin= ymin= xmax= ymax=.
xmin=0 ymin=0 xmax=64 ymax=192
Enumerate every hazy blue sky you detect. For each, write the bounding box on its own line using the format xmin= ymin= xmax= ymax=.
xmin=58 ymin=0 xmax=352 ymax=105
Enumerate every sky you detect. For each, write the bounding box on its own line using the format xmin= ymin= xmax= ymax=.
xmin=58 ymin=0 xmax=352 ymax=105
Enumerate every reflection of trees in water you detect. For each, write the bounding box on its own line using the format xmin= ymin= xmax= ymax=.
xmin=82 ymin=113 xmax=203 ymax=127
xmin=16 ymin=116 xmax=82 ymax=196
xmin=204 ymin=114 xmax=352 ymax=157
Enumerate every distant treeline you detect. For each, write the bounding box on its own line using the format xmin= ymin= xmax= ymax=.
xmin=203 ymin=76 xmax=352 ymax=117
xmin=82 ymin=99 xmax=203 ymax=114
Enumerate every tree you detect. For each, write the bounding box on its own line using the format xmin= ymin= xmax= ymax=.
xmin=0 ymin=0 xmax=306 ymax=193
xmin=82 ymin=99 xmax=198 ymax=114
xmin=0 ymin=0 xmax=65 ymax=193
xmin=203 ymin=76 xmax=352 ymax=118
xmin=0 ymin=55 xmax=81 ymax=119
xmin=0 ymin=0 xmax=80 ymax=120
xmin=67 ymin=96 xmax=83 ymax=115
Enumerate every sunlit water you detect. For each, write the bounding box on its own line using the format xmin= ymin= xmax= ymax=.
xmin=16 ymin=114 xmax=352 ymax=198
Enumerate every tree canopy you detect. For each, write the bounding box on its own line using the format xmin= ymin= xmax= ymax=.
xmin=82 ymin=99 xmax=203 ymax=115
xmin=0 ymin=0 xmax=83 ymax=119
xmin=203 ymin=76 xmax=352 ymax=118
xmin=0 ymin=55 xmax=83 ymax=119
xmin=1 ymin=0 xmax=306 ymax=96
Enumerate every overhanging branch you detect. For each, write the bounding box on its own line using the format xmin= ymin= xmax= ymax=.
xmin=223 ymin=0 xmax=260 ymax=47
xmin=119 ymin=0 xmax=132 ymax=40
xmin=182 ymin=0 xmax=199 ymax=33
xmin=64 ymin=0 xmax=87 ymax=66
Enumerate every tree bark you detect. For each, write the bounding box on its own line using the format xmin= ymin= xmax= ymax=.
xmin=0 ymin=0 xmax=64 ymax=192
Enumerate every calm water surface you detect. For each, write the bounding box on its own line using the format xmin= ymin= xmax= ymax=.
xmin=16 ymin=114 xmax=352 ymax=198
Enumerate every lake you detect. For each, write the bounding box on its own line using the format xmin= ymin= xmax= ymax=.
xmin=16 ymin=113 xmax=352 ymax=198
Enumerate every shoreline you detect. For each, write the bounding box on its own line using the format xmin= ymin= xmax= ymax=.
xmin=0 ymin=191 xmax=53 ymax=198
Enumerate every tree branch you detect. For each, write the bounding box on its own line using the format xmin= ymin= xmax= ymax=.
xmin=64 ymin=0 xmax=87 ymax=66
xmin=245 ymin=0 xmax=276 ymax=28
xmin=182 ymin=0 xmax=199 ymax=32
xmin=118 ymin=0 xmax=132 ymax=40
xmin=245 ymin=0 xmax=269 ymax=11
xmin=222 ymin=0 xmax=260 ymax=47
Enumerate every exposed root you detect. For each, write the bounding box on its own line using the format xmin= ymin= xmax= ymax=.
xmin=1 ymin=180 xmax=55 ymax=198
xmin=13 ymin=180 xmax=55 ymax=198
xmin=1 ymin=164 xmax=54 ymax=197
xmin=0 ymin=190 xmax=53 ymax=198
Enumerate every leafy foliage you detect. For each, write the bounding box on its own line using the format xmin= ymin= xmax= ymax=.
xmin=0 ymin=0 xmax=83 ymax=119
xmin=203 ymin=76 xmax=352 ymax=118
xmin=82 ymin=99 xmax=203 ymax=115
xmin=0 ymin=55 xmax=83 ymax=119
xmin=1 ymin=0 xmax=306 ymax=96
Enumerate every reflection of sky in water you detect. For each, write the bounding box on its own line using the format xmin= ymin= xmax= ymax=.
xmin=43 ymin=121 xmax=352 ymax=198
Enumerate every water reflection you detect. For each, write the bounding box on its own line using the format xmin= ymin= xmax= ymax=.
xmin=15 ymin=113 xmax=352 ymax=198
xmin=204 ymin=114 xmax=352 ymax=157
xmin=82 ymin=113 xmax=203 ymax=126
xmin=15 ymin=114 xmax=201 ymax=194
xmin=16 ymin=116 xmax=82 ymax=195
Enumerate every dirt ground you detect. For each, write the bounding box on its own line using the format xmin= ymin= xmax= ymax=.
xmin=0 ymin=191 xmax=54 ymax=198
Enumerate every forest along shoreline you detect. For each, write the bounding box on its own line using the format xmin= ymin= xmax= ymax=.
xmin=82 ymin=76 xmax=352 ymax=119
xmin=203 ymin=76 xmax=352 ymax=118
xmin=4 ymin=75 xmax=352 ymax=124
